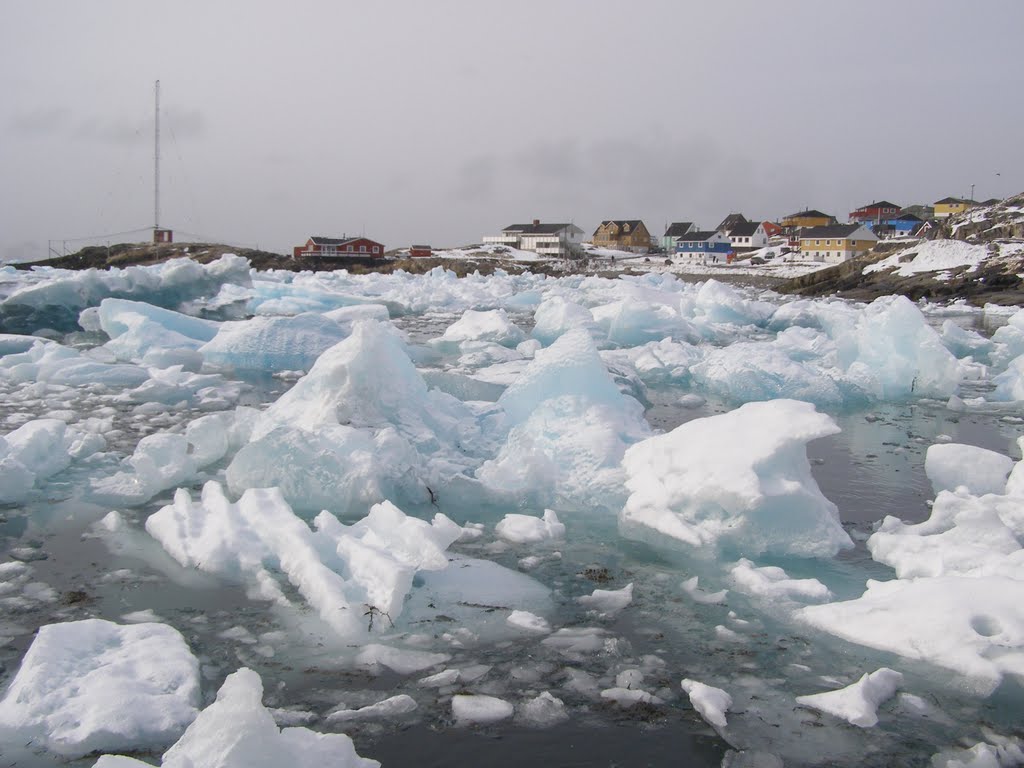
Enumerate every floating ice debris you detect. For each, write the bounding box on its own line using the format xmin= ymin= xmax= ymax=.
xmin=930 ymin=729 xmax=1024 ymax=768
xmin=798 ymin=576 xmax=1024 ymax=696
xmin=578 ymin=582 xmax=634 ymax=615
xmin=795 ymin=668 xmax=903 ymax=728
xmin=325 ymin=694 xmax=418 ymax=723
xmin=0 ymin=619 xmax=199 ymax=758
xmin=541 ymin=627 xmax=609 ymax=655
xmin=355 ymin=644 xmax=451 ymax=675
xmin=531 ymin=295 xmax=600 ymax=345
xmin=620 ymin=399 xmax=851 ymax=557
xmin=518 ymin=692 xmax=568 ymax=727
xmin=478 ymin=328 xmax=650 ymax=511
xmin=681 ymin=576 xmax=728 ymax=604
xmin=201 ymin=313 xmax=347 ymax=372
xmin=441 ymin=308 xmax=526 ymax=346
xmin=227 ymin=319 xmax=478 ymax=513
xmin=729 ymin=559 xmax=832 ymax=602
xmin=417 ymin=668 xmax=461 ymax=687
xmin=93 ymin=667 xmax=379 ymax=768
xmin=681 ymin=678 xmax=732 ymax=729
xmin=925 ymin=443 xmax=1013 ymax=495
xmin=452 ymin=694 xmax=514 ymax=725
xmin=506 ymin=610 xmax=552 ymax=634
xmin=495 ymin=509 xmax=566 ymax=543
xmin=147 ymin=483 xmax=462 ymax=637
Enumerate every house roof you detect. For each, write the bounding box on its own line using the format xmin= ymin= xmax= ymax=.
xmin=309 ymin=234 xmax=382 ymax=246
xmin=503 ymin=222 xmax=577 ymax=235
xmin=893 ymin=213 xmax=923 ymax=222
xmin=664 ymin=222 xmax=694 ymax=237
xmin=717 ymin=213 xmax=749 ymax=232
xmin=799 ymin=224 xmax=871 ymax=239
xmin=853 ymin=200 xmax=900 ymax=211
xmin=728 ymin=221 xmax=761 ymax=237
xmin=934 ymin=197 xmax=974 ymax=205
xmin=678 ymin=230 xmax=720 ymax=242
xmin=593 ymin=220 xmax=646 ymax=236
xmin=784 ymin=209 xmax=833 ymax=220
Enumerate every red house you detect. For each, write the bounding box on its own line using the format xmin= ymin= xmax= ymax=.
xmin=849 ymin=201 xmax=901 ymax=224
xmin=293 ymin=235 xmax=385 ymax=259
xmin=409 ymin=244 xmax=432 ymax=258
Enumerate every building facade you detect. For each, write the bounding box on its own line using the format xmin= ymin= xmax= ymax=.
xmin=797 ymin=224 xmax=877 ymax=262
xmin=591 ymin=220 xmax=652 ymax=252
xmin=293 ymin=236 xmax=385 ymax=259
xmin=726 ymin=221 xmax=769 ymax=251
xmin=934 ymin=197 xmax=976 ymax=218
xmin=482 ymin=220 xmax=585 ymax=258
xmin=675 ymin=230 xmax=732 ymax=260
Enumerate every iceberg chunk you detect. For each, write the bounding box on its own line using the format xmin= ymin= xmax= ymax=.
xmin=795 ymin=668 xmax=903 ymax=728
xmin=924 ymin=443 xmax=1013 ymax=496
xmin=95 ymin=667 xmax=379 ymax=768
xmin=0 ymin=619 xmax=199 ymax=758
xmin=620 ymin=400 xmax=851 ymax=557
xmin=441 ymin=308 xmax=526 ymax=347
xmin=200 ymin=313 xmax=347 ymax=372
xmin=681 ymin=678 xmax=732 ymax=730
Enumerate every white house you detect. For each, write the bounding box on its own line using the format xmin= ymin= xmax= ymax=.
xmin=483 ymin=220 xmax=585 ymax=258
xmin=725 ymin=221 xmax=769 ymax=251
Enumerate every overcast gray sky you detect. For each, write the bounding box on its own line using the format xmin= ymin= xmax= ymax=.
xmin=2 ymin=0 xmax=1021 ymax=261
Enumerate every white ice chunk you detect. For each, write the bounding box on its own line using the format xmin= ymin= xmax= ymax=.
xmin=200 ymin=313 xmax=347 ymax=372
xmin=325 ymin=694 xmax=417 ymax=723
xmin=94 ymin=667 xmax=379 ymax=768
xmin=577 ymin=583 xmax=634 ymax=615
xmin=478 ymin=328 xmax=650 ymax=511
xmin=0 ymin=619 xmax=199 ymax=758
xmin=681 ymin=576 xmax=728 ymax=604
xmin=452 ymin=694 xmax=514 ymax=724
xmin=355 ymin=644 xmax=450 ymax=675
xmin=795 ymin=668 xmax=903 ymax=728
xmin=441 ymin=308 xmax=526 ymax=347
xmin=518 ymin=692 xmax=568 ymax=727
xmin=681 ymin=678 xmax=732 ymax=729
xmin=925 ymin=443 xmax=1013 ymax=496
xmin=798 ymin=576 xmax=1024 ymax=695
xmin=506 ymin=610 xmax=552 ymax=634
xmin=730 ymin=559 xmax=832 ymax=602
xmin=531 ymin=296 xmax=600 ymax=345
xmin=620 ymin=400 xmax=851 ymax=557
xmin=495 ymin=509 xmax=566 ymax=543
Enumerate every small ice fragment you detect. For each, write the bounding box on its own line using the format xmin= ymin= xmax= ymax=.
xmin=452 ymin=694 xmax=514 ymax=724
xmin=506 ymin=610 xmax=551 ymax=634
xmin=681 ymin=678 xmax=732 ymax=729
xmin=795 ymin=668 xmax=903 ymax=728
xmin=325 ymin=694 xmax=418 ymax=723
xmin=600 ymin=687 xmax=663 ymax=707
xmin=518 ymin=692 xmax=568 ymax=727
xmin=495 ymin=509 xmax=566 ymax=543
xmin=681 ymin=576 xmax=728 ymax=604
xmin=578 ymin=582 xmax=633 ymax=615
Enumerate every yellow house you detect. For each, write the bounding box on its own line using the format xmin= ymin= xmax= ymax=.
xmin=591 ymin=220 xmax=652 ymax=253
xmin=781 ymin=209 xmax=838 ymax=229
xmin=934 ymin=197 xmax=976 ymax=218
xmin=798 ymin=224 xmax=878 ymax=263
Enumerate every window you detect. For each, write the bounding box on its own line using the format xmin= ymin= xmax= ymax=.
xmin=360 ymin=245 xmax=367 ymax=253
xmin=372 ymin=246 xmax=379 ymax=254
xmin=815 ymin=240 xmax=820 ymax=245
xmin=346 ymin=245 xmax=354 ymax=252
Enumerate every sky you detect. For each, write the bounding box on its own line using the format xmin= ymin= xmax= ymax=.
xmin=1 ymin=0 xmax=1022 ymax=261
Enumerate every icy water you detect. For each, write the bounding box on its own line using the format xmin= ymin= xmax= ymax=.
xmin=1 ymin=264 xmax=1023 ymax=767
xmin=1 ymin=356 xmax=1021 ymax=767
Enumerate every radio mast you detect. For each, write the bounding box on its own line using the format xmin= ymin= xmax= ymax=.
xmin=152 ymin=81 xmax=172 ymax=243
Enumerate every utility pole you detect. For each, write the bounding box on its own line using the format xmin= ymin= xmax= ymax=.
xmin=154 ymin=80 xmax=161 ymax=235
xmin=970 ymin=183 xmax=975 ymax=202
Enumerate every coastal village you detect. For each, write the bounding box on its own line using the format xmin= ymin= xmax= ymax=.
xmin=286 ymin=195 xmax=997 ymax=266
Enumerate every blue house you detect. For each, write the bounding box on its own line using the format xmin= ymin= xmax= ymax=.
xmin=869 ymin=213 xmax=924 ymax=238
xmin=675 ymin=230 xmax=733 ymax=260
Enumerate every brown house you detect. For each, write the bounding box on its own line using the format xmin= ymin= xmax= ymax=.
xmin=591 ymin=220 xmax=652 ymax=252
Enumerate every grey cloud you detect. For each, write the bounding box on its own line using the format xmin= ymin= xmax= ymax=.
xmin=7 ymin=107 xmax=72 ymax=137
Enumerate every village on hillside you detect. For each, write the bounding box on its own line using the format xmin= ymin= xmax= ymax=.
xmin=279 ymin=196 xmax=1004 ymax=271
